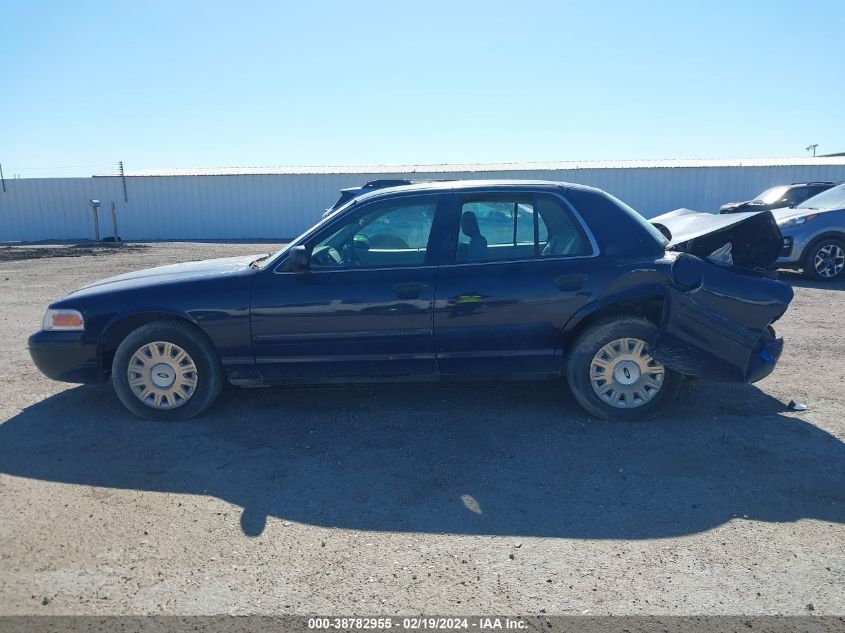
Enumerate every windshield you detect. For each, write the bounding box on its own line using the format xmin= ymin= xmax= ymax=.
xmin=797 ymin=183 xmax=845 ymax=210
xmin=256 ymin=199 xmax=360 ymax=268
xmin=604 ymin=192 xmax=668 ymax=247
xmin=753 ymin=186 xmax=789 ymax=204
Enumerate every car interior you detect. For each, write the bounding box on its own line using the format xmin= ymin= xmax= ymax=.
xmin=456 ymin=195 xmax=591 ymax=262
xmin=310 ymin=200 xmax=436 ymax=268
xmin=309 ymin=193 xmax=592 ymax=269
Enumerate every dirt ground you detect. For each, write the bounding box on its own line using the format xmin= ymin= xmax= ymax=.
xmin=0 ymin=241 xmax=842 ymax=616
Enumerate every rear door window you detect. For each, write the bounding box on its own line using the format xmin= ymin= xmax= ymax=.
xmin=455 ymin=193 xmax=590 ymax=263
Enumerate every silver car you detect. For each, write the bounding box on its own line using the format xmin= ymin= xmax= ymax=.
xmin=775 ymin=183 xmax=845 ymax=281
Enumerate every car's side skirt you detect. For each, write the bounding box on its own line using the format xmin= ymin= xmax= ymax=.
xmin=227 ymin=371 xmax=559 ymax=387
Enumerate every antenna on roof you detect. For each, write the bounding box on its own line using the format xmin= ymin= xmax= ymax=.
xmin=805 ymin=144 xmax=819 ymax=157
xmin=119 ymin=161 xmax=128 ymax=202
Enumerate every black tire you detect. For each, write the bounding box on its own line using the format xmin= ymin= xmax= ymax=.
xmin=566 ymin=316 xmax=682 ymax=421
xmin=111 ymin=320 xmax=224 ymax=421
xmin=802 ymin=237 xmax=845 ymax=281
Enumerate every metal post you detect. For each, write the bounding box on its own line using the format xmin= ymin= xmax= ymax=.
xmin=89 ymin=199 xmax=100 ymax=241
xmin=111 ymin=201 xmax=119 ymax=241
xmin=0 ymin=162 xmax=6 ymax=193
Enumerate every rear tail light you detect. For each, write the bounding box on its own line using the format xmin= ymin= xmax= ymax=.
xmin=42 ymin=309 xmax=85 ymax=331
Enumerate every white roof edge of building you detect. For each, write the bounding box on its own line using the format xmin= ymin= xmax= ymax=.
xmin=94 ymin=157 xmax=845 ymax=178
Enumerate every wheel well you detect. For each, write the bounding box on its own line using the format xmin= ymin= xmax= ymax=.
xmin=98 ymin=313 xmax=195 ymax=378
xmin=563 ymin=296 xmax=665 ymax=347
xmin=803 ymin=232 xmax=845 ymax=259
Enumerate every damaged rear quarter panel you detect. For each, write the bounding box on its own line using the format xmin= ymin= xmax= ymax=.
xmin=653 ymin=253 xmax=794 ymax=382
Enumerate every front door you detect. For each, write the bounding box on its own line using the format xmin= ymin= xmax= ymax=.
xmin=250 ymin=193 xmax=447 ymax=380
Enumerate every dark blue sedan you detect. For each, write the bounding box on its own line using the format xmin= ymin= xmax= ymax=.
xmin=29 ymin=180 xmax=793 ymax=421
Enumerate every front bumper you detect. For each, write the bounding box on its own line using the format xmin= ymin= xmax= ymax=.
xmin=776 ymin=228 xmax=815 ymax=266
xmin=28 ymin=330 xmax=102 ymax=383
xmin=779 ymin=236 xmax=794 ymax=259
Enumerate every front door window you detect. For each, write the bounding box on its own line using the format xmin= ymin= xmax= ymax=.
xmin=311 ymin=196 xmax=438 ymax=269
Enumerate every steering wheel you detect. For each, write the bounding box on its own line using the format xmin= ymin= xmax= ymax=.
xmin=311 ymin=245 xmax=342 ymax=267
xmin=342 ymin=241 xmax=362 ymax=267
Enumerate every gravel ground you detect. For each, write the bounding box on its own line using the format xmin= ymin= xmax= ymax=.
xmin=0 ymin=241 xmax=842 ymax=616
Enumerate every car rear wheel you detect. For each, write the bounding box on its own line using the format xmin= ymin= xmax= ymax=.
xmin=566 ymin=316 xmax=681 ymax=421
xmin=112 ymin=321 xmax=223 ymax=420
xmin=803 ymin=238 xmax=845 ymax=281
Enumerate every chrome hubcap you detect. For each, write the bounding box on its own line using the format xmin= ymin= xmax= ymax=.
xmin=590 ymin=337 xmax=665 ymax=408
xmin=128 ymin=341 xmax=198 ymax=410
xmin=814 ymin=244 xmax=844 ymax=278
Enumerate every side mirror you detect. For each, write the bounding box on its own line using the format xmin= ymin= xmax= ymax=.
xmin=287 ymin=245 xmax=310 ymax=271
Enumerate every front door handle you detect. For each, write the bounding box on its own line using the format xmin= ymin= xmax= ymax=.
xmin=394 ymin=283 xmax=426 ymax=300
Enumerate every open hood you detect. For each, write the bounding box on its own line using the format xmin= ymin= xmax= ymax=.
xmin=650 ymin=208 xmax=783 ymax=269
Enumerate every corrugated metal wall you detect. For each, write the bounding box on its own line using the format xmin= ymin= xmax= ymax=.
xmin=2 ymin=163 xmax=845 ymax=242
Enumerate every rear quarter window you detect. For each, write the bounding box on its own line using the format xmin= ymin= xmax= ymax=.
xmin=563 ymin=187 xmax=666 ymax=258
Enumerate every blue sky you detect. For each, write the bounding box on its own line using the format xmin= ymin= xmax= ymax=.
xmin=1 ymin=0 xmax=843 ymax=177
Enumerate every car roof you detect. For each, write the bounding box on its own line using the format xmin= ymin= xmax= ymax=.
xmin=350 ymin=179 xmax=603 ymax=204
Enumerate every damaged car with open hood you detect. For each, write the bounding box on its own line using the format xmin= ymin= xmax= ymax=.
xmin=29 ymin=180 xmax=793 ymax=421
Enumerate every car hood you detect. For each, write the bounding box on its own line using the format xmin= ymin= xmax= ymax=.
xmin=70 ymin=254 xmax=262 ymax=296
xmin=769 ymin=205 xmax=844 ymax=222
xmin=650 ymin=208 xmax=782 ymax=269
xmin=769 ymin=206 xmax=808 ymax=223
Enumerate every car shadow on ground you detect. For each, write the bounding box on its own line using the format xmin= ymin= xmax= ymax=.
xmin=778 ymin=269 xmax=845 ymax=291
xmin=0 ymin=380 xmax=842 ymax=539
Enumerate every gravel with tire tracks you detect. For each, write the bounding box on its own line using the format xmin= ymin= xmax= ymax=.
xmin=0 ymin=241 xmax=843 ymax=616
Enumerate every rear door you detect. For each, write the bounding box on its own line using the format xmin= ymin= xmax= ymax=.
xmin=432 ymin=189 xmax=601 ymax=375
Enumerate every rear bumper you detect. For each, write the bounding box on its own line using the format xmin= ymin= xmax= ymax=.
xmin=654 ymin=316 xmax=785 ymax=383
xmin=653 ymin=254 xmax=793 ymax=383
xmin=745 ymin=327 xmax=784 ymax=383
xmin=28 ymin=330 xmax=102 ymax=383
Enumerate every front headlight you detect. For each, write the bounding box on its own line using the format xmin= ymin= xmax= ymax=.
xmin=778 ymin=214 xmax=817 ymax=229
xmin=42 ymin=309 xmax=85 ymax=331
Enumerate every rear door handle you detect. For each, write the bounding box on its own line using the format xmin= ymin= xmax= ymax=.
xmin=394 ymin=283 xmax=426 ymax=300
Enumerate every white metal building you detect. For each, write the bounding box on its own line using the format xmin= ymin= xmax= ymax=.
xmin=2 ymin=158 xmax=845 ymax=242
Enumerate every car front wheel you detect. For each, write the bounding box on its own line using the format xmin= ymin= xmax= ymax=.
xmin=803 ymin=238 xmax=845 ymax=281
xmin=112 ymin=321 xmax=223 ymax=420
xmin=566 ymin=316 xmax=681 ymax=421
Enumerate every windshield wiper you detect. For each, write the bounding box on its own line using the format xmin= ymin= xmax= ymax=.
xmin=250 ymin=254 xmax=271 ymax=269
